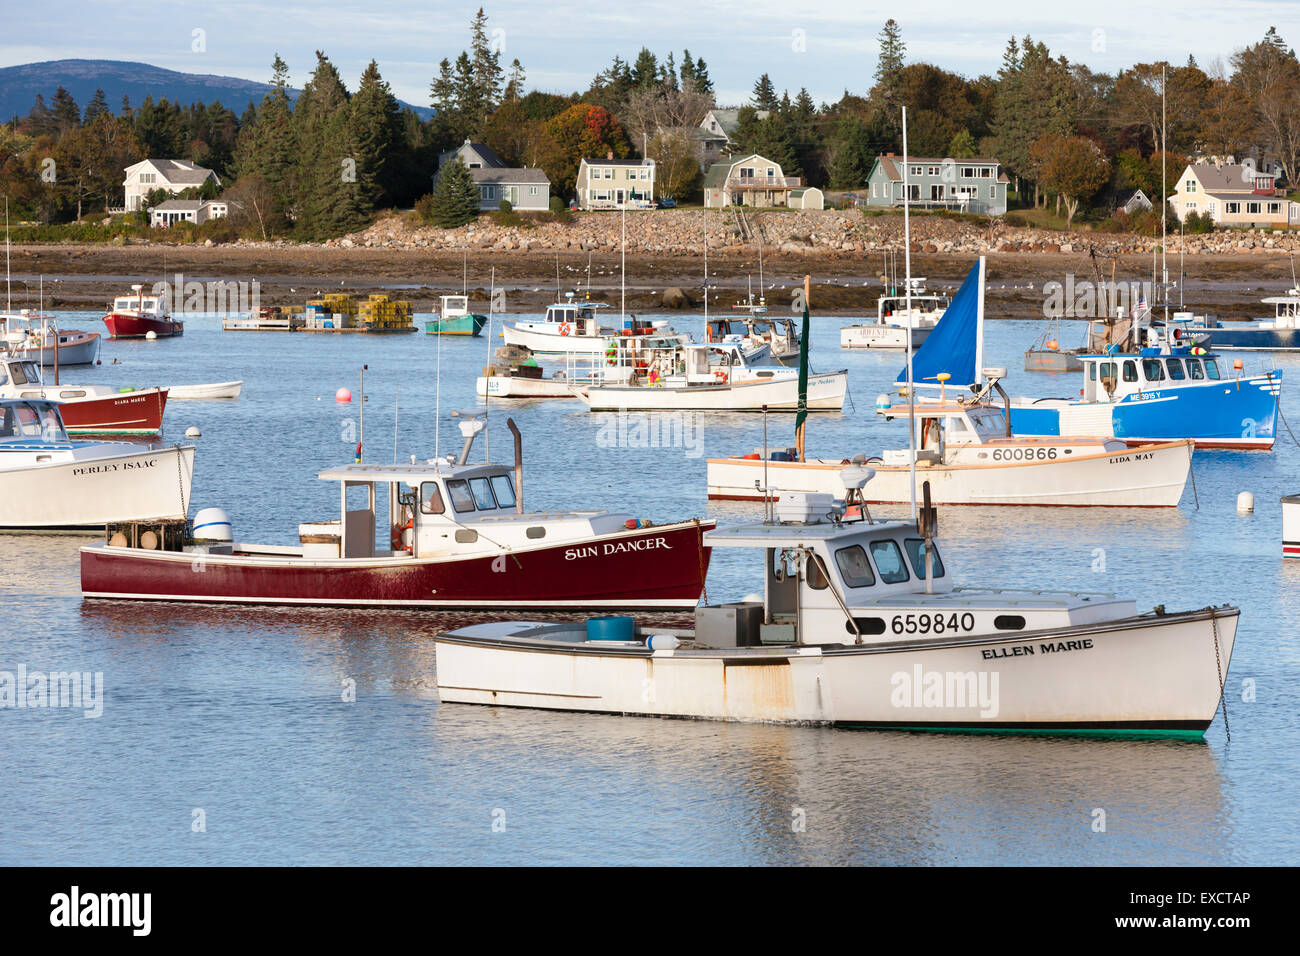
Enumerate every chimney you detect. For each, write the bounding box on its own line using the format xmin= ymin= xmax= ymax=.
xmin=607 ymin=151 xmax=614 ymax=161
xmin=885 ymin=152 xmax=895 ymax=158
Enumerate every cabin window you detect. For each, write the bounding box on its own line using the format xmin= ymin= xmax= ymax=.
xmin=806 ymin=555 xmax=829 ymax=590
xmin=845 ymin=617 xmax=887 ymax=635
xmin=11 ymin=364 xmax=31 ymax=386
xmin=904 ymin=538 xmax=945 ymax=579
xmin=1166 ymin=358 xmax=1186 ymax=380
xmin=1205 ymin=359 xmax=1221 ymax=380
xmin=525 ymin=526 xmax=546 ymax=539
xmin=11 ymin=403 xmax=42 ymax=437
xmin=1122 ymin=361 xmax=1138 ymax=383
xmin=835 ymin=545 xmax=876 ymax=588
xmin=455 ymin=529 xmax=479 ymax=543
xmin=446 ymin=479 xmax=476 ymax=513
xmin=469 ymin=477 xmax=497 ymax=510
xmin=420 ymin=482 xmax=445 ymax=515
xmin=1098 ymin=361 xmax=1117 ymax=383
xmin=490 ymin=474 xmax=516 ymax=508
xmin=869 ymin=540 xmax=910 ymax=584
xmin=994 ymin=615 xmax=1026 ymax=630
xmin=1186 ymin=358 xmax=1205 ymax=380
xmin=1141 ymin=359 xmax=1164 ymax=381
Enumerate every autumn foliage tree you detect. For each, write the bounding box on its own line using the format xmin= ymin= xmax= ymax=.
xmin=1029 ymin=133 xmax=1111 ymax=226
xmin=536 ymin=104 xmax=630 ymax=199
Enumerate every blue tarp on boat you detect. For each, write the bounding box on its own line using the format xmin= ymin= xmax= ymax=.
xmin=897 ymin=259 xmax=982 ymax=389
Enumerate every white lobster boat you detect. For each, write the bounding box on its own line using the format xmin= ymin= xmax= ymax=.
xmin=707 ymin=371 xmax=1192 ymax=507
xmin=576 ymin=341 xmax=847 ymax=412
xmin=1 ymin=312 xmax=102 ymax=366
xmin=436 ymin=478 xmax=1237 ymax=737
xmin=1284 ymin=494 xmax=1300 ymax=558
xmin=841 ymin=277 xmax=948 ymax=350
xmin=0 ymin=397 xmax=194 ymax=531
xmin=501 ymin=297 xmax=686 ymax=356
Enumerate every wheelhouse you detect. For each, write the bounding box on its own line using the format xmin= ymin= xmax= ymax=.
xmin=0 ymin=397 xmax=69 ymax=445
xmin=0 ymin=359 xmax=43 ymax=388
xmin=1081 ymin=348 xmax=1223 ymax=402
xmin=540 ymin=301 xmax=608 ymax=336
xmin=112 ymin=295 xmax=165 ymax=315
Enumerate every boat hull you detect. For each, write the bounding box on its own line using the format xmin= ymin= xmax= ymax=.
xmin=707 ymin=440 xmax=1193 ymax=507
xmin=0 ymin=444 xmax=194 ymax=530
xmin=435 ymin=607 xmax=1237 ymax=737
xmin=580 ymin=371 xmax=848 ymax=411
xmin=54 ymin=388 xmax=168 ymax=435
xmin=1010 ymin=373 xmax=1281 ymax=449
xmin=1024 ymin=348 xmax=1083 ymax=372
xmin=426 ymin=314 xmax=487 ymax=336
xmin=476 ymin=373 xmax=577 ymax=398
xmin=103 ymin=312 xmax=184 ymax=339
xmin=167 ymin=381 xmax=242 ymax=400
xmin=1284 ymin=494 xmax=1300 ymax=558
xmin=81 ymin=519 xmax=714 ymax=610
xmin=1201 ymin=326 xmax=1300 ymax=351
xmin=502 ymin=324 xmax=606 ymax=354
xmin=841 ymin=324 xmax=931 ymax=350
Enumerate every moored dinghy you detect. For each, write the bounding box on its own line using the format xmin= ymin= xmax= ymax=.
xmin=436 ymin=478 xmax=1237 ymax=737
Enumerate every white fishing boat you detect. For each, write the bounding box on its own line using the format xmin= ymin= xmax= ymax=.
xmin=0 ymin=396 xmax=194 ymax=531
xmin=707 ymin=379 xmax=1193 ymax=507
xmin=501 ymin=296 xmax=685 ymax=356
xmin=841 ymin=277 xmax=947 ymax=350
xmin=575 ymin=340 xmax=847 ymax=412
xmin=167 ymin=381 xmax=243 ymax=401
xmin=436 ymin=476 xmax=1237 ymax=737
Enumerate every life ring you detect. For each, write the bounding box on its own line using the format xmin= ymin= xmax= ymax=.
xmin=391 ymin=519 xmax=413 ymax=552
xmin=713 ymin=368 xmax=729 ymax=384
xmin=559 ymin=323 xmax=571 ymax=336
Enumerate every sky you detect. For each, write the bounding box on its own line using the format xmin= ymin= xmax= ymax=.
xmin=2 ymin=0 xmax=1296 ymax=106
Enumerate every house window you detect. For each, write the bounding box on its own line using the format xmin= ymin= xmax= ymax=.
xmin=1185 ymin=180 xmax=1196 ymax=192
xmin=962 ymin=167 xmax=976 ymax=178
xmin=908 ymin=165 xmax=922 ymax=176
xmin=1247 ymin=202 xmax=1261 ymax=214
xmin=766 ymin=167 xmax=775 ymax=177
xmin=529 ymin=186 xmax=539 ymax=196
xmin=927 ymin=166 xmax=939 ymax=176
xmin=140 ymin=172 xmax=156 ymax=184
xmin=1225 ymin=202 xmax=1241 ymax=214
xmin=980 ymin=168 xmax=992 ymax=178
xmin=1186 ymin=202 xmax=1197 ymax=210
xmin=1268 ymin=202 xmax=1281 ymax=214
xmin=481 ymin=185 xmax=496 ymax=200
xmin=1208 ymin=201 xmax=1217 ymax=216
xmin=989 ymin=185 xmax=995 ymax=199
xmin=468 ymin=162 xmax=482 ymax=169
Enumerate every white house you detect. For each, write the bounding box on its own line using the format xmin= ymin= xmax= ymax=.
xmin=123 ymin=159 xmax=220 ymax=212
xmin=575 ymin=157 xmax=656 ymax=209
xmin=435 ymin=140 xmax=551 ymax=211
xmin=149 ymin=199 xmax=228 ymax=228
xmin=1168 ymin=161 xmax=1299 ymax=228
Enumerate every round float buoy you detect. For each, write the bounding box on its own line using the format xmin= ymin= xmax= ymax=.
xmin=646 ymin=634 xmax=681 ymax=651
xmin=1237 ymin=491 xmax=1254 ymax=514
xmin=145 ymin=330 xmax=157 ymax=340
xmin=336 ymin=387 xmax=352 ymax=403
xmin=185 ymin=425 xmax=201 ymax=438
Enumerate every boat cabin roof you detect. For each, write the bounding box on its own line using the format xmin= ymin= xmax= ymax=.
xmin=318 ymin=461 xmax=510 ymax=486
xmin=706 ymin=518 xmax=917 ymax=549
xmin=0 ymin=358 xmax=44 ymax=386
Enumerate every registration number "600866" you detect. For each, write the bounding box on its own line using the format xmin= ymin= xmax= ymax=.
xmin=891 ymin=612 xmax=976 ymax=635
xmin=991 ymin=446 xmax=1057 ymax=461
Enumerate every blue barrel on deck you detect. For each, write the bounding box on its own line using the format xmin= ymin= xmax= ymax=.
xmin=586 ymin=615 xmax=635 ymax=641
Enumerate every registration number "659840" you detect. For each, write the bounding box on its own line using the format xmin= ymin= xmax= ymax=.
xmin=891 ymin=612 xmax=976 ymax=635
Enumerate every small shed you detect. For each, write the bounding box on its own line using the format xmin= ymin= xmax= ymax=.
xmin=1120 ymin=190 xmax=1152 ymax=216
xmin=788 ymin=187 xmax=824 ymax=211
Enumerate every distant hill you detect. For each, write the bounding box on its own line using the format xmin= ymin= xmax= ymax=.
xmin=0 ymin=59 xmax=434 ymax=122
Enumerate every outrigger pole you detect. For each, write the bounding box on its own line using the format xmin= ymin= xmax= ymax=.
xmin=902 ymin=105 xmax=917 ymax=521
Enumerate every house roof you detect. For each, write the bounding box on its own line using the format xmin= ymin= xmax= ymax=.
xmin=469 ymin=167 xmax=550 ymax=185
xmin=703 ymin=108 xmax=770 ymax=137
xmin=1185 ymin=162 xmax=1271 ymax=193
xmin=702 ymin=154 xmax=787 ymax=188
xmin=439 ymin=141 xmax=508 ymax=170
xmin=129 ymin=159 xmax=217 ymax=186
xmin=581 ymin=157 xmax=654 ymax=167
xmin=874 ymin=156 xmax=1002 ymax=181
xmin=150 ymin=199 xmax=205 ymax=211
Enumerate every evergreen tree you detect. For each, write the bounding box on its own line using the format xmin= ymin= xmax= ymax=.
xmin=51 ymin=87 xmax=82 ymax=134
xmin=875 ymin=19 xmax=906 ymax=88
xmin=692 ymin=57 xmax=714 ymax=97
xmin=25 ymin=94 xmax=55 ymax=137
xmin=83 ymin=89 xmax=110 ymax=124
xmin=504 ymin=59 xmax=526 ymax=101
xmin=120 ymin=94 xmax=132 ymax=118
xmin=293 ymin=50 xmax=370 ymax=237
xmin=632 ymin=48 xmax=659 ymax=90
xmin=468 ymin=7 xmax=503 ymax=129
xmin=429 ymin=157 xmax=479 ymax=227
xmin=752 ymin=74 xmax=778 ymax=111
xmin=350 ymin=60 xmax=405 ymax=207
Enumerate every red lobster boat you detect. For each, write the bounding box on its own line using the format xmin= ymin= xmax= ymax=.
xmin=82 ymin=413 xmax=712 ymax=610
xmin=1 ymin=356 xmax=167 ymax=435
xmin=103 ymin=285 xmax=184 ymax=339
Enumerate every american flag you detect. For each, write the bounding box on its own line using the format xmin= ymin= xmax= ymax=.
xmin=1131 ymin=295 xmax=1147 ymax=318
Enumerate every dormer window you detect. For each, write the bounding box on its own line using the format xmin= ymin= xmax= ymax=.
xmin=1185 ymin=180 xmax=1196 ymax=192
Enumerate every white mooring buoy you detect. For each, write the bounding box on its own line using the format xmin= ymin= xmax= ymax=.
xmin=1237 ymin=491 xmax=1254 ymax=514
xmin=145 ymin=330 xmax=157 ymax=340
xmin=185 ymin=425 xmax=201 ymax=438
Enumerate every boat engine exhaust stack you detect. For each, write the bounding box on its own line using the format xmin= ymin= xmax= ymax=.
xmin=507 ymin=417 xmax=523 ymax=513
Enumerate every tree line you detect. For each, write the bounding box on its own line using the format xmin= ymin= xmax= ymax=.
xmin=2 ymin=11 xmax=1298 ymax=238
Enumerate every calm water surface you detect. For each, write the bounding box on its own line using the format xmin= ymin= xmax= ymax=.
xmin=2 ymin=308 xmax=1297 ymax=865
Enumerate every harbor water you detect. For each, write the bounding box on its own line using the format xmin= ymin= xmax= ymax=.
xmin=2 ymin=310 xmax=1297 ymax=865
